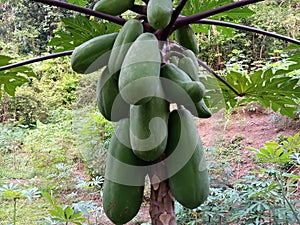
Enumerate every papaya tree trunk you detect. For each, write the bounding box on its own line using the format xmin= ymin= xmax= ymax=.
xmin=149 ymin=174 xmax=177 ymax=225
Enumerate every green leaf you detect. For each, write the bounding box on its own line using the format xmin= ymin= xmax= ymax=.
xmin=217 ymin=7 xmax=255 ymax=20
xmin=0 ymin=73 xmax=29 ymax=96
xmin=219 ymin=63 xmax=300 ymax=117
xmin=1 ymin=189 xmax=24 ymax=199
xmin=182 ymin=0 xmax=234 ymax=16
xmin=49 ymin=209 xmax=64 ymax=220
xmin=0 ymin=55 xmax=37 ymax=98
xmin=48 ymin=15 xmax=121 ymax=52
xmin=251 ymin=140 xmax=294 ymax=165
xmin=54 ymin=205 xmax=65 ymax=218
xmin=67 ymin=0 xmax=88 ymax=6
xmin=0 ymin=55 xmax=12 ymax=66
xmin=64 ymin=206 xmax=74 ymax=219
xmin=181 ymin=0 xmax=254 ymax=36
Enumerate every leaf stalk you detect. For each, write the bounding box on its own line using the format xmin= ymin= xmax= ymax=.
xmin=31 ymin=0 xmax=126 ymax=25
xmin=174 ymin=0 xmax=264 ymax=30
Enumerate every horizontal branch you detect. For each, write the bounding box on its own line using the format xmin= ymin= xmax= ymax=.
xmin=0 ymin=51 xmax=73 ymax=72
xmin=31 ymin=0 xmax=126 ymax=25
xmin=197 ymin=19 xmax=300 ymax=45
xmin=174 ymin=0 xmax=264 ymax=29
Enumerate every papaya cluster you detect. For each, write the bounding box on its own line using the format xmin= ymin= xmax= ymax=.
xmin=70 ymin=1 xmax=211 ymax=224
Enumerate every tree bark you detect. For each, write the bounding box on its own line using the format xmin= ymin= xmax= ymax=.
xmin=149 ymin=173 xmax=177 ymax=225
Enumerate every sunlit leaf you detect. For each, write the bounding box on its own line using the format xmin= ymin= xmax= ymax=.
xmin=67 ymin=0 xmax=88 ymax=7
xmin=218 ymin=60 xmax=300 ymax=117
xmin=181 ymin=0 xmax=254 ymax=36
xmin=48 ymin=15 xmax=121 ymax=52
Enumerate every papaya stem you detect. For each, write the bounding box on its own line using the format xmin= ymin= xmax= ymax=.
xmin=0 ymin=51 xmax=73 ymax=72
xmin=130 ymin=4 xmax=147 ymax=15
xmin=31 ymin=0 xmax=126 ymax=25
xmin=173 ymin=0 xmax=264 ymax=30
xmin=196 ymin=19 xmax=300 ymax=46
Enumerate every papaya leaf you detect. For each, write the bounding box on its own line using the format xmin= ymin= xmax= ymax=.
xmin=67 ymin=0 xmax=88 ymax=7
xmin=217 ymin=7 xmax=255 ymax=20
xmin=0 ymin=55 xmax=36 ymax=98
xmin=0 ymin=55 xmax=11 ymax=66
xmin=48 ymin=15 xmax=121 ymax=52
xmin=182 ymin=0 xmax=234 ymax=16
xmin=199 ymin=74 xmax=227 ymax=112
xmin=218 ymin=64 xmax=300 ymax=117
xmin=182 ymin=0 xmax=254 ymax=36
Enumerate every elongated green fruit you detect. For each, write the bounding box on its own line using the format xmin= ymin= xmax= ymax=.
xmin=93 ymin=0 xmax=134 ymax=16
xmin=147 ymin=0 xmax=173 ymax=29
xmin=175 ymin=25 xmax=198 ymax=54
xmin=178 ymin=57 xmax=199 ymax=81
xmin=108 ymin=19 xmax=143 ymax=74
xmin=181 ymin=81 xmax=205 ymax=102
xmin=71 ymin=33 xmax=118 ymax=74
xmin=103 ymin=119 xmax=145 ymax=224
xmin=96 ymin=68 xmax=130 ymax=122
xmin=161 ymin=63 xmax=191 ymax=83
xmin=166 ymin=109 xmax=209 ymax=209
xmin=119 ymin=33 xmax=161 ymax=105
xmin=185 ymin=99 xmax=212 ymax=118
xmin=183 ymin=49 xmax=199 ymax=69
xmin=130 ymin=96 xmax=169 ymax=161
xmin=160 ymin=63 xmax=204 ymax=104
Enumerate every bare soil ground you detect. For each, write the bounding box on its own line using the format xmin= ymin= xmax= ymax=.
xmin=198 ymin=107 xmax=300 ymax=181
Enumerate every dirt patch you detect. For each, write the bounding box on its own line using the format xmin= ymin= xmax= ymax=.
xmin=199 ymin=108 xmax=299 ymax=148
xmin=198 ymin=108 xmax=300 ymax=180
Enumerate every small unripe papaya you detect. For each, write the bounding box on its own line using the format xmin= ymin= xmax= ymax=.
xmin=147 ymin=0 xmax=173 ymax=29
xmin=93 ymin=0 xmax=134 ymax=16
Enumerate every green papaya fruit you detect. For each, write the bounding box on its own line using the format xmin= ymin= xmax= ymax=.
xmin=160 ymin=63 xmax=204 ymax=104
xmin=165 ymin=109 xmax=210 ymax=209
xmin=93 ymin=0 xmax=134 ymax=16
xmin=175 ymin=25 xmax=198 ymax=54
xmin=108 ymin=19 xmax=143 ymax=74
xmin=71 ymin=33 xmax=118 ymax=74
xmin=161 ymin=63 xmax=190 ymax=83
xmin=119 ymin=33 xmax=161 ymax=105
xmin=147 ymin=0 xmax=173 ymax=29
xmin=130 ymin=95 xmax=169 ymax=161
xmin=103 ymin=119 xmax=146 ymax=224
xmin=96 ymin=68 xmax=130 ymax=122
xmin=178 ymin=56 xmax=199 ymax=81
xmin=181 ymin=81 xmax=205 ymax=102
xmin=183 ymin=49 xmax=199 ymax=69
xmin=185 ymin=99 xmax=212 ymax=118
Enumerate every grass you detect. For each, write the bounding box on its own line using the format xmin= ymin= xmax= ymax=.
xmin=0 ymin=152 xmax=36 ymax=180
xmin=0 ymin=107 xmax=110 ymax=224
xmin=0 ymin=198 xmax=47 ymax=225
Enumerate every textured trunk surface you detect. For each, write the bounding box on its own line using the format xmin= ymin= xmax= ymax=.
xmin=149 ymin=174 xmax=177 ymax=225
